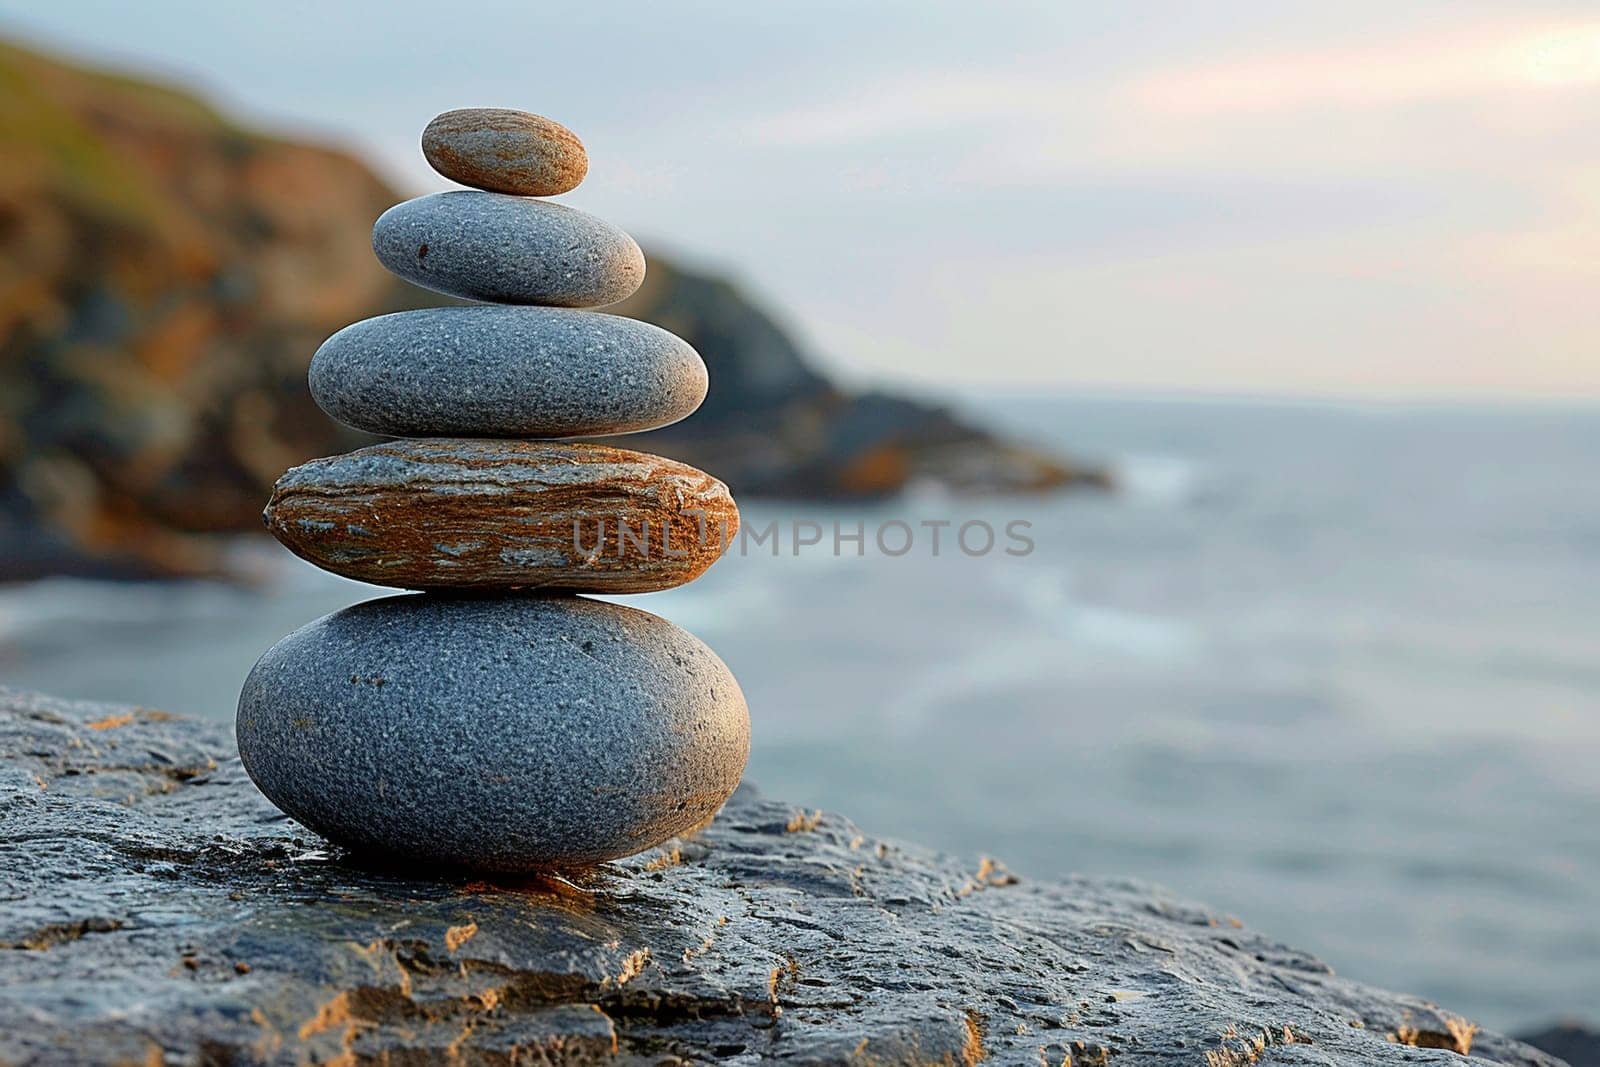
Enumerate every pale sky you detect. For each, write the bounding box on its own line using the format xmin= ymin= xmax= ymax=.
xmin=3 ymin=1 xmax=1599 ymax=399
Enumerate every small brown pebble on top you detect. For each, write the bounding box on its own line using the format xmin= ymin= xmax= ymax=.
xmin=422 ymin=107 xmax=588 ymax=196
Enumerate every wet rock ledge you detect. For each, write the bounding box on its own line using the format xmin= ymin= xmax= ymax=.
xmin=0 ymin=688 xmax=1562 ymax=1066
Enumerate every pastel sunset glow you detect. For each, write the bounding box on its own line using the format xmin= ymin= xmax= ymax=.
xmin=4 ymin=0 xmax=1594 ymax=398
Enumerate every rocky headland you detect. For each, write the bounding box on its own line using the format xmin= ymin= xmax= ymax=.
xmin=0 ymin=38 xmax=1106 ymax=583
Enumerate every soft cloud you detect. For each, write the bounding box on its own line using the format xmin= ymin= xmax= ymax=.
xmin=748 ymin=68 xmax=1077 ymax=148
xmin=746 ymin=16 xmax=1600 ymax=191
xmin=1131 ymin=19 xmax=1600 ymax=116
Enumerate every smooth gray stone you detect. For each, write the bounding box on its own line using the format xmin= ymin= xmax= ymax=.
xmin=372 ymin=191 xmax=644 ymax=307
xmin=235 ymin=595 xmax=749 ymax=871
xmin=0 ymin=687 xmax=1563 ymax=1065
xmin=309 ymin=306 xmax=707 ymax=437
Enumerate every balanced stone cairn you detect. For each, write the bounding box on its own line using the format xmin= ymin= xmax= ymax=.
xmin=236 ymin=109 xmax=749 ymax=872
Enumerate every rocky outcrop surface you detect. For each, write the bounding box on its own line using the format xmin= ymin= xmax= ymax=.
xmin=0 ymin=39 xmax=1105 ymax=582
xmin=0 ymin=688 xmax=1560 ymax=1065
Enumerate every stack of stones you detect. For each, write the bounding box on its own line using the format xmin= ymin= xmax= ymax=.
xmin=236 ymin=109 xmax=749 ymax=872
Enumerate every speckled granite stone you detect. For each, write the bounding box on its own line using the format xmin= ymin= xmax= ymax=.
xmin=235 ymin=595 xmax=750 ymax=871
xmin=309 ymin=306 xmax=706 ymax=438
xmin=264 ymin=439 xmax=738 ymax=592
xmin=373 ymin=191 xmax=643 ymax=306
xmin=422 ymin=107 xmax=588 ymax=196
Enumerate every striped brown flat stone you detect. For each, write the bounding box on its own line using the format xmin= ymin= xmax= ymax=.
xmin=264 ymin=440 xmax=738 ymax=592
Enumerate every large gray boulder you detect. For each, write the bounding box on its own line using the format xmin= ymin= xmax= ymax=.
xmin=0 ymin=688 xmax=1563 ymax=1065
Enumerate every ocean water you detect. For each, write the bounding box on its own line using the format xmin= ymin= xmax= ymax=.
xmin=2 ymin=394 xmax=1596 ymax=1031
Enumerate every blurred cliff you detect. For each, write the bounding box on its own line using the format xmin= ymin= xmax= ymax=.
xmin=0 ymin=39 xmax=1106 ymax=581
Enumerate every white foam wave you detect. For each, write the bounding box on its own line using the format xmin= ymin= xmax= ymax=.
xmin=1111 ymin=453 xmax=1208 ymax=507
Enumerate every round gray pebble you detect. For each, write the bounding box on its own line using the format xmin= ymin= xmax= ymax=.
xmin=373 ymin=191 xmax=644 ymax=307
xmin=236 ymin=594 xmax=750 ymax=871
xmin=309 ymin=306 xmax=707 ymax=438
